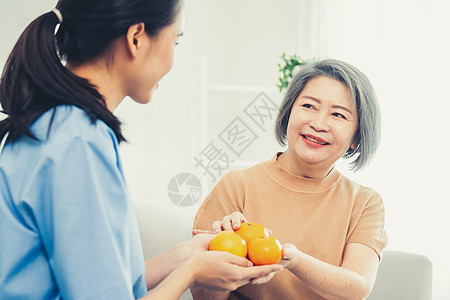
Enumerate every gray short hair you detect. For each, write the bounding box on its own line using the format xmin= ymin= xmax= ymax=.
xmin=275 ymin=59 xmax=381 ymax=171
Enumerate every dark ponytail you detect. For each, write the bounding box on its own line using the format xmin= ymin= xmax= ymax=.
xmin=0 ymin=0 xmax=181 ymax=143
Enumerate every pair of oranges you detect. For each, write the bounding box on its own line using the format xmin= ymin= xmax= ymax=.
xmin=208 ymin=222 xmax=283 ymax=265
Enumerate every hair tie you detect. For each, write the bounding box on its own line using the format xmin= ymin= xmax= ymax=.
xmin=51 ymin=8 xmax=63 ymax=24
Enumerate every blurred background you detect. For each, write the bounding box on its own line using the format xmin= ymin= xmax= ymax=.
xmin=1 ymin=1 xmax=449 ymax=298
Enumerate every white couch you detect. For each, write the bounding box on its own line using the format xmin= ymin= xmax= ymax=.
xmin=133 ymin=198 xmax=433 ymax=300
xmin=134 ymin=198 xmax=196 ymax=300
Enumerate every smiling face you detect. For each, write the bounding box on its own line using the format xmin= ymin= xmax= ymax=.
xmin=283 ymin=75 xmax=359 ymax=177
xmin=127 ymin=9 xmax=185 ymax=104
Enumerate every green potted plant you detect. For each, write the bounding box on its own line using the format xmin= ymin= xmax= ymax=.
xmin=277 ymin=53 xmax=314 ymax=93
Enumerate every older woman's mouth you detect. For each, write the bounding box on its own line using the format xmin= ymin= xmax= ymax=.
xmin=301 ymin=134 xmax=329 ymax=145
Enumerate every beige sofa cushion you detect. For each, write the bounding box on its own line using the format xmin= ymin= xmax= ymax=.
xmin=133 ymin=198 xmax=197 ymax=260
xmin=367 ymin=250 xmax=433 ymax=300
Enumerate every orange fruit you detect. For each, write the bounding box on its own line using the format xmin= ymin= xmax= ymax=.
xmin=235 ymin=222 xmax=269 ymax=245
xmin=247 ymin=236 xmax=283 ymax=265
xmin=208 ymin=231 xmax=247 ymax=257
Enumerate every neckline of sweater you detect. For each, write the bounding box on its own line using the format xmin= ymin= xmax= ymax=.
xmin=263 ymin=152 xmax=340 ymax=193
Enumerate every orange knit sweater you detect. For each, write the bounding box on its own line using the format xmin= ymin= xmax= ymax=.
xmin=193 ymin=153 xmax=387 ymax=300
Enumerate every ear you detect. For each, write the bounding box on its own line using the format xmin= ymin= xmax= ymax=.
xmin=126 ymin=23 xmax=146 ymax=57
xmin=350 ymin=142 xmax=357 ymax=150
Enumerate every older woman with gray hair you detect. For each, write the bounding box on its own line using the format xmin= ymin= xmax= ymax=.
xmin=192 ymin=59 xmax=388 ymax=300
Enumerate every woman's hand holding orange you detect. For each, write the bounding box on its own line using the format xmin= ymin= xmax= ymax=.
xmin=187 ymin=227 xmax=283 ymax=290
xmin=208 ymin=213 xmax=284 ymax=268
xmin=186 ymin=231 xmax=215 ymax=255
xmin=212 ymin=211 xmax=247 ymax=232
xmin=279 ymin=243 xmax=300 ymax=269
xmin=188 ymin=251 xmax=282 ymax=291
xmin=211 ymin=211 xmax=273 ymax=236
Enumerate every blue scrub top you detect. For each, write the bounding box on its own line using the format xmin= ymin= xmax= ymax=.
xmin=0 ymin=106 xmax=147 ymax=299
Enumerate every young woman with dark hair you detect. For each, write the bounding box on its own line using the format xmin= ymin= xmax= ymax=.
xmin=0 ymin=1 xmax=282 ymax=299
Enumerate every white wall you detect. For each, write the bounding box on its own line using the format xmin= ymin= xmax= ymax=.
xmin=0 ymin=1 xmax=56 ymax=65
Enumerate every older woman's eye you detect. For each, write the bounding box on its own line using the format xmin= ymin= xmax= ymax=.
xmin=332 ymin=112 xmax=347 ymax=119
xmin=302 ymin=104 xmax=315 ymax=109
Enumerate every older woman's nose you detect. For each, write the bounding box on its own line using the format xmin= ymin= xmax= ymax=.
xmin=309 ymin=113 xmax=329 ymax=132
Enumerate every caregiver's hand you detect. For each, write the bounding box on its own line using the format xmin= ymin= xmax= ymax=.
xmin=188 ymin=251 xmax=283 ymax=291
xmin=186 ymin=230 xmax=215 ymax=255
xmin=190 ymin=228 xmax=281 ymax=286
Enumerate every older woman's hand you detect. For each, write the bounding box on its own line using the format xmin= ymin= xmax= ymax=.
xmin=211 ymin=211 xmax=248 ymax=233
xmin=279 ymin=243 xmax=300 ymax=269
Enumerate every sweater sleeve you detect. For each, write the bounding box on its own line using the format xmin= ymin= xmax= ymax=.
xmin=193 ymin=171 xmax=246 ymax=231
xmin=347 ymin=192 xmax=388 ymax=259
